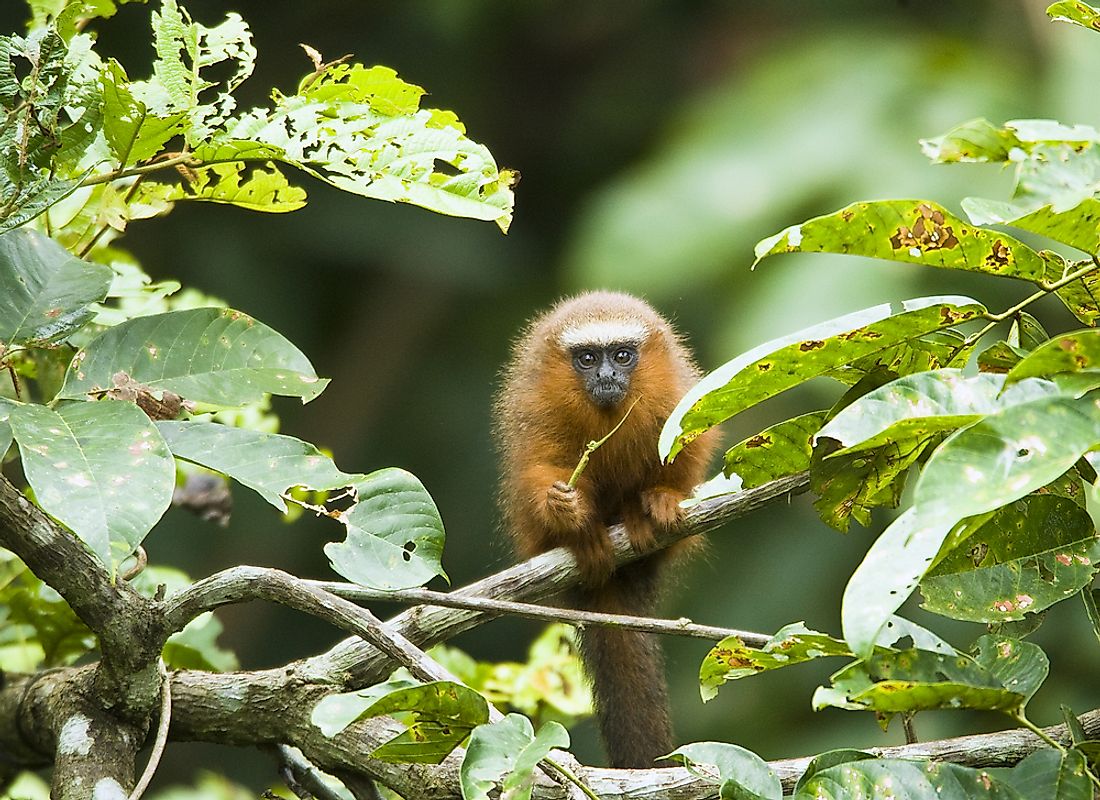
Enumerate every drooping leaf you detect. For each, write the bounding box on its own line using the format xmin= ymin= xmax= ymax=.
xmin=699 ymin=623 xmax=851 ymax=702
xmin=324 ymin=468 xmax=447 ymax=591
xmin=971 ymin=635 xmax=1049 ymax=709
xmin=814 ymin=647 xmax=1027 ymax=719
xmin=460 ymin=715 xmax=569 ymax=800
xmin=754 ymin=200 xmax=1046 ymax=282
xmin=313 ymin=679 xmax=489 ymax=764
xmin=666 ymin=742 xmax=782 ymax=800
xmin=157 ymin=420 xmax=363 ymax=511
xmin=163 ymin=162 xmax=307 ymax=212
xmin=58 ymin=307 xmax=329 ymax=406
xmin=723 ymin=412 xmax=826 ymax=487
xmin=1006 ymin=331 xmax=1100 ymax=385
xmin=7 ymin=399 xmax=174 ymax=566
xmin=659 ymin=296 xmax=985 ymax=462
xmin=0 ymin=229 xmax=113 ymax=346
xmin=793 ymin=759 xmax=1024 ymax=799
xmin=921 ymin=496 xmax=1100 ymax=623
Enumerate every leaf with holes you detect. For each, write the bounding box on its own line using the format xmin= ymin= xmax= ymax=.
xmin=0 ymin=229 xmax=112 ymax=346
xmin=659 ymin=296 xmax=985 ymax=462
xmin=921 ymin=496 xmax=1100 ymax=623
xmin=723 ymin=412 xmax=826 ymax=488
xmin=754 ymin=200 xmax=1046 ymax=282
xmin=58 ymin=307 xmax=329 ymax=407
xmin=163 ymin=162 xmax=307 ymax=212
xmin=7 ymin=400 xmax=174 ymax=566
xmin=325 ymin=468 xmax=447 ymax=591
xmin=157 ymin=420 xmax=363 ymax=511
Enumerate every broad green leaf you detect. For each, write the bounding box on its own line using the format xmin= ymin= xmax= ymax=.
xmin=59 ymin=307 xmax=329 ymax=406
xmin=913 ymin=392 xmax=1100 ymax=518
xmin=964 ymin=200 xmax=1100 ymax=255
xmin=794 ymin=759 xmax=1023 ymax=799
xmin=101 ymin=59 xmax=185 ymax=166
xmin=0 ymin=176 xmax=85 ymax=236
xmin=324 ymin=468 xmax=447 ymax=591
xmin=0 ymin=229 xmax=112 ymax=346
xmin=814 ymin=648 xmax=1026 ymax=718
xmin=223 ymin=63 xmax=515 ymax=231
xmin=920 ymin=118 xmax=1023 ymax=164
xmin=163 ymin=162 xmax=307 ymax=212
xmin=817 ymin=371 xmax=1063 ymax=456
xmin=7 ymin=399 xmax=174 ymax=565
xmin=793 ymin=750 xmax=876 ymax=796
xmin=754 ymin=201 xmax=1046 ymax=281
xmin=666 ymin=742 xmax=781 ymax=800
xmin=921 ymin=496 xmax=1100 ymax=623
xmin=998 ymin=748 xmax=1093 ymax=800
xmin=156 ymin=420 xmax=363 ymax=511
xmin=461 ymin=716 xmax=569 ymax=800
xmin=1048 ymin=1 xmax=1100 ymax=32
xmin=1043 ymin=254 xmax=1100 ymax=326
xmin=699 ymin=623 xmax=851 ymax=702
xmin=834 ymin=329 xmax=975 ymax=385
xmin=723 ymin=412 xmax=826 ymax=487
xmin=1006 ymin=332 xmax=1100 ymax=386
xmin=971 ymin=635 xmax=1048 ymax=708
xmin=313 ymin=679 xmax=488 ymax=764
xmin=659 ymin=296 xmax=985 ymax=462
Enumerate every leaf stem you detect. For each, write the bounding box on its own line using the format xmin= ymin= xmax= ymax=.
xmin=80 ymin=153 xmax=198 ymax=188
xmin=543 ymin=757 xmax=600 ymax=800
xmin=964 ymin=258 xmax=1100 ymax=347
xmin=567 ymin=398 xmax=640 ymax=488
xmin=1011 ymin=712 xmax=1065 ymax=751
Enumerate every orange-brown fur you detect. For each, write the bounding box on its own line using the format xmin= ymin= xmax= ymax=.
xmin=495 ymin=291 xmax=718 ymax=768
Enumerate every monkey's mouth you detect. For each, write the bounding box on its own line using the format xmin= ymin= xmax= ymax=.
xmin=589 ymin=379 xmax=628 ymax=408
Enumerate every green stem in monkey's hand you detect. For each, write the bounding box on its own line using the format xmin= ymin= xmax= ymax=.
xmin=567 ymin=398 xmax=641 ymax=489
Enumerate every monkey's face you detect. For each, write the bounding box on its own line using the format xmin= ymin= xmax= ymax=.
xmin=570 ymin=343 xmax=638 ymax=408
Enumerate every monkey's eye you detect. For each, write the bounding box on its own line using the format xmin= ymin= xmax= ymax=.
xmin=574 ymin=350 xmax=598 ymax=370
xmin=611 ymin=347 xmax=636 ymax=367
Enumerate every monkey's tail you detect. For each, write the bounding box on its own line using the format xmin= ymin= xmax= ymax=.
xmin=575 ymin=556 xmax=673 ymax=769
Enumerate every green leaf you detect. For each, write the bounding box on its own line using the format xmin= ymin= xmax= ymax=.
xmin=461 ymin=716 xmax=569 ymax=800
xmin=666 ymin=742 xmax=782 ymax=800
xmin=754 ymin=200 xmax=1046 ymax=282
xmin=164 ymin=162 xmax=307 ymax=212
xmin=58 ymin=307 xmax=329 ymax=406
xmin=1048 ymin=1 xmax=1100 ymax=32
xmin=161 ymin=611 xmax=238 ymax=672
xmin=921 ymin=496 xmax=1100 ymax=623
xmin=792 ymin=750 xmax=876 ymax=796
xmin=699 ymin=623 xmax=851 ymax=702
xmin=7 ymin=399 xmax=174 ymax=566
xmin=0 ymin=176 xmax=85 ymax=236
xmin=815 ymin=647 xmax=1026 ymax=718
xmin=1043 ymin=254 xmax=1100 ymax=326
xmin=223 ymin=63 xmax=515 ymax=231
xmin=920 ymin=118 xmax=1023 ymax=164
xmin=793 ymin=759 xmax=1023 ymax=799
xmin=313 ymin=679 xmax=489 ymax=764
xmin=723 ymin=412 xmax=826 ymax=487
xmin=324 ymin=468 xmax=447 ymax=591
xmin=971 ymin=635 xmax=1049 ymax=708
xmin=0 ymin=229 xmax=113 ymax=346
xmin=156 ymin=420 xmax=363 ymax=511
xmin=101 ymin=59 xmax=185 ymax=166
xmin=1083 ymin=585 xmax=1100 ymax=646
xmin=1006 ymin=332 xmax=1100 ymax=386
xmin=914 ymin=393 xmax=1100 ymax=520
xmin=659 ymin=296 xmax=985 ymax=462
xmin=999 ymin=748 xmax=1093 ymax=800
xmin=817 ymin=371 xmax=1064 ymax=456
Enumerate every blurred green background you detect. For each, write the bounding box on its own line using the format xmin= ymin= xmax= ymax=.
xmin=4 ymin=0 xmax=1100 ymax=790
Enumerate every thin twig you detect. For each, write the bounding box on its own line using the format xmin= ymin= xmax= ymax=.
xmin=127 ymin=660 xmax=171 ymax=800
xmin=276 ymin=744 xmax=352 ymax=800
xmin=304 ymin=578 xmax=770 ymax=646
xmin=568 ymin=398 xmax=640 ymax=488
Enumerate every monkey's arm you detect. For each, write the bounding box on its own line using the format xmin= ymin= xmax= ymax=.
xmin=509 ymin=463 xmax=615 ymax=585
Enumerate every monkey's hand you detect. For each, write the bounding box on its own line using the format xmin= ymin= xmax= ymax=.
xmin=546 ymin=481 xmax=592 ymax=530
xmin=641 ymin=487 xmax=686 ymax=529
xmin=570 ymin=530 xmax=616 ymax=587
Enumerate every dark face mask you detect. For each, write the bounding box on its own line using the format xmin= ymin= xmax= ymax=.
xmin=571 ymin=344 xmax=639 ymax=408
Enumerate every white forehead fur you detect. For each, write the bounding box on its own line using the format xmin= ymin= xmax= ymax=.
xmin=558 ymin=319 xmax=649 ymax=349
